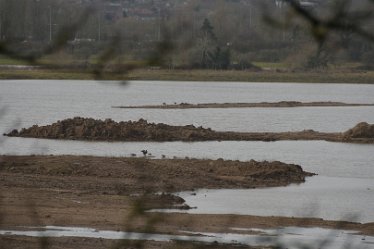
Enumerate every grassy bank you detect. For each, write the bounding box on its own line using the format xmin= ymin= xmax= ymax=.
xmin=0 ymin=67 xmax=374 ymax=83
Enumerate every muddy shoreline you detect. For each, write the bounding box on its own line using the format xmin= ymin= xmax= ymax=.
xmin=0 ymin=155 xmax=314 ymax=194
xmin=113 ymin=101 xmax=374 ymax=109
xmin=0 ymin=155 xmax=313 ymax=230
xmin=5 ymin=118 xmax=374 ymax=143
xmin=0 ymin=155 xmax=373 ymax=249
xmin=0 ymin=155 xmax=373 ymax=239
xmin=0 ymin=236 xmax=259 ymax=249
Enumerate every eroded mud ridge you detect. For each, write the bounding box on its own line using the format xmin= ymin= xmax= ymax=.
xmin=5 ymin=117 xmax=217 ymax=141
xmin=0 ymin=156 xmax=314 ymax=194
xmin=113 ymin=101 xmax=374 ymax=109
xmin=5 ymin=117 xmax=374 ymax=143
xmin=0 ymin=156 xmax=312 ymax=215
xmin=343 ymin=122 xmax=374 ymax=142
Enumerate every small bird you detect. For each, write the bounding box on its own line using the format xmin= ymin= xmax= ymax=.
xmin=141 ymin=150 xmax=148 ymax=156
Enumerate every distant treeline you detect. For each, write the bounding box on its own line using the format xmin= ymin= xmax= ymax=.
xmin=0 ymin=0 xmax=373 ymax=70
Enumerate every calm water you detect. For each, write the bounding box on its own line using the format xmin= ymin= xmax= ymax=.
xmin=1 ymin=226 xmax=372 ymax=249
xmin=170 ymin=176 xmax=374 ymax=223
xmin=1 ymin=80 xmax=374 ymax=133
xmin=1 ymin=80 xmax=373 ymax=223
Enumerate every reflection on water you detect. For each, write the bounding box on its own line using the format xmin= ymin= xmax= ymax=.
xmin=1 ymin=80 xmax=374 ymax=133
xmin=167 ymin=176 xmax=374 ymax=223
xmin=0 ymin=226 xmax=372 ymax=249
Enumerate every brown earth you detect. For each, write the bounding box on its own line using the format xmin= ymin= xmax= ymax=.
xmin=0 ymin=155 xmax=312 ymax=235
xmin=342 ymin=122 xmax=374 ymax=142
xmin=0 ymin=236 xmax=262 ymax=249
xmin=0 ymin=155 xmax=373 ymax=249
xmin=113 ymin=101 xmax=374 ymax=109
xmin=0 ymin=155 xmax=313 ymax=195
xmin=5 ymin=117 xmax=374 ymax=143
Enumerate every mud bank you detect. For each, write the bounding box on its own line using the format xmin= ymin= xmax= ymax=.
xmin=1 ymin=155 xmax=373 ymax=240
xmin=0 ymin=236 xmax=258 ymax=249
xmin=0 ymin=155 xmax=313 ymax=194
xmin=5 ymin=118 xmax=374 ymax=143
xmin=113 ymin=101 xmax=374 ymax=109
xmin=0 ymin=155 xmax=312 ymax=231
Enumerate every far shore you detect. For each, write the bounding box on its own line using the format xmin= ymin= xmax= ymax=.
xmin=1 ymin=67 xmax=374 ymax=83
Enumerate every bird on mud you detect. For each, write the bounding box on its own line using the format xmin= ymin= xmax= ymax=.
xmin=141 ymin=150 xmax=148 ymax=156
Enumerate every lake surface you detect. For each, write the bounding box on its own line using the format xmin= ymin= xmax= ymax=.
xmin=1 ymin=80 xmax=374 ymax=133
xmin=1 ymin=80 xmax=373 ymax=223
xmin=169 ymin=176 xmax=374 ymax=222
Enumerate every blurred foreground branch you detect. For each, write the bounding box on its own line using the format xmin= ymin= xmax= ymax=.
xmin=285 ymin=0 xmax=374 ymax=44
xmin=0 ymin=8 xmax=93 ymax=63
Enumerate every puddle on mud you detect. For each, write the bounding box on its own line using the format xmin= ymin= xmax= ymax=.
xmin=0 ymin=226 xmax=373 ymax=249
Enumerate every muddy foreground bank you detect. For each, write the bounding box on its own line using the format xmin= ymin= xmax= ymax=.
xmin=0 ymin=236 xmax=258 ymax=249
xmin=0 ymin=155 xmax=313 ymax=230
xmin=0 ymin=155 xmax=373 ymax=249
xmin=5 ymin=117 xmax=374 ymax=143
xmin=113 ymin=101 xmax=374 ymax=109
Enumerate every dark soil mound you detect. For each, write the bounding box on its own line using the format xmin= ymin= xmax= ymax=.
xmin=343 ymin=122 xmax=374 ymax=140
xmin=5 ymin=118 xmax=374 ymax=144
xmin=5 ymin=117 xmax=216 ymax=141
